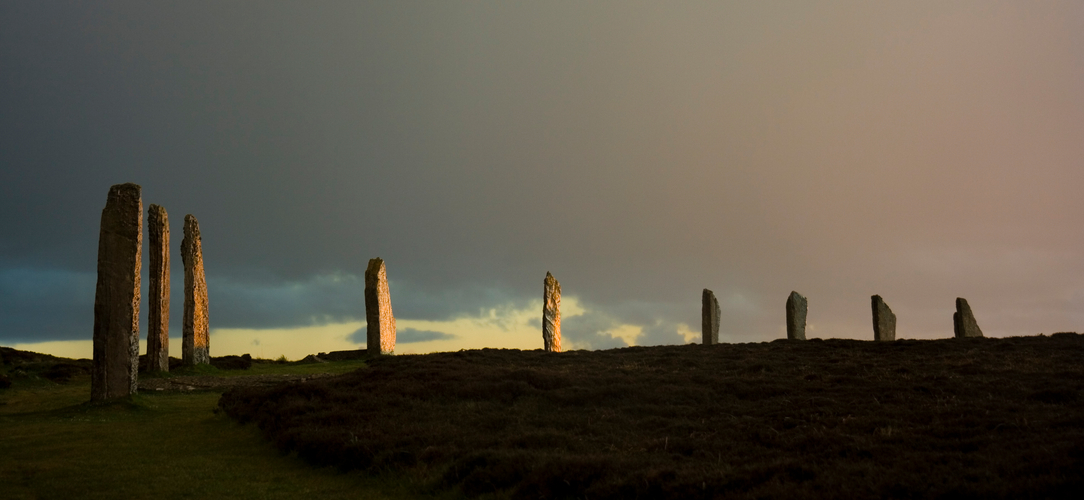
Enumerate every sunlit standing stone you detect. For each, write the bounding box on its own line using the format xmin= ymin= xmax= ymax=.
xmin=702 ymin=289 xmax=720 ymax=345
xmin=542 ymin=272 xmax=562 ymax=352
xmin=364 ymin=257 xmax=396 ymax=355
xmin=182 ymin=214 xmax=210 ymax=365
xmin=871 ymin=295 xmax=896 ymax=341
xmin=954 ymin=297 xmax=983 ymax=338
xmin=786 ymin=291 xmax=807 ymax=340
xmin=145 ymin=204 xmax=170 ymax=372
xmin=91 ymin=183 xmax=141 ymax=400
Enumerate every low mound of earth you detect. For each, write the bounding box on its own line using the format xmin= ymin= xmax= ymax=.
xmin=0 ymin=346 xmax=92 ymax=385
xmin=1 ymin=346 xmax=367 ymax=391
xmin=138 ymin=372 xmax=338 ymax=391
xmin=219 ymin=334 xmax=1084 ymax=499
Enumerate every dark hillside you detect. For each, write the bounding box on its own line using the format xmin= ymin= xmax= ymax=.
xmin=219 ymin=334 xmax=1084 ymax=499
xmin=1 ymin=346 xmax=91 ymax=384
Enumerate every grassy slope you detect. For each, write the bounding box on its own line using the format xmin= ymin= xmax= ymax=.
xmin=220 ymin=335 xmax=1084 ymax=499
xmin=0 ymin=362 xmax=458 ymax=500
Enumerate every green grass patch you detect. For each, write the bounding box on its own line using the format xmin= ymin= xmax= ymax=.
xmin=0 ymin=368 xmax=457 ymax=499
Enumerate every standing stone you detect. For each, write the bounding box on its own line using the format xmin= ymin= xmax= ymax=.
xmin=786 ymin=291 xmax=807 ymax=340
xmin=145 ymin=204 xmax=170 ymax=372
xmin=871 ymin=295 xmax=896 ymax=341
xmin=702 ymin=289 xmax=720 ymax=345
xmin=91 ymin=183 xmax=142 ymax=401
xmin=542 ymin=272 xmax=562 ymax=352
xmin=953 ymin=297 xmax=983 ymax=338
xmin=364 ymin=257 xmax=396 ymax=355
xmin=181 ymin=214 xmax=210 ymax=366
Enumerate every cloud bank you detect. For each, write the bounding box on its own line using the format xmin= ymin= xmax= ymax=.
xmin=2 ymin=2 xmax=1083 ymax=354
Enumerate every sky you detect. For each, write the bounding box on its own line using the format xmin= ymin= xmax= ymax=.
xmin=2 ymin=1 xmax=1083 ymax=360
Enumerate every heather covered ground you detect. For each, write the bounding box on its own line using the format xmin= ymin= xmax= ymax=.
xmin=220 ymin=334 xmax=1084 ymax=499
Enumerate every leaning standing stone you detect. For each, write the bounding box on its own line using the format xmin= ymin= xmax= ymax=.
xmin=954 ymin=297 xmax=983 ymax=338
xmin=786 ymin=291 xmax=807 ymax=340
xmin=91 ymin=183 xmax=142 ymax=400
xmin=364 ymin=257 xmax=396 ymax=355
xmin=145 ymin=204 xmax=170 ymax=372
xmin=181 ymin=214 xmax=210 ymax=365
xmin=871 ymin=295 xmax=896 ymax=341
xmin=542 ymin=272 xmax=562 ymax=352
xmin=702 ymin=289 xmax=720 ymax=345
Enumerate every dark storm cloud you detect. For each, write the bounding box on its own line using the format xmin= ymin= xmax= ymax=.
xmin=560 ymin=310 xmax=630 ymax=351
xmin=0 ymin=266 xmax=95 ymax=343
xmin=391 ymin=283 xmax=537 ymax=323
xmin=2 ymin=2 xmax=1083 ymax=349
xmin=348 ymin=327 xmax=455 ymax=344
xmin=562 ymin=300 xmax=691 ymax=349
xmin=637 ymin=322 xmax=689 ymax=348
xmin=207 ymin=272 xmax=536 ymax=329
xmin=207 ymin=273 xmax=365 ymax=330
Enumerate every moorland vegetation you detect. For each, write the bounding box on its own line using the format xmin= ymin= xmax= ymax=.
xmin=220 ymin=334 xmax=1084 ymax=499
xmin=5 ymin=335 xmax=1084 ymax=499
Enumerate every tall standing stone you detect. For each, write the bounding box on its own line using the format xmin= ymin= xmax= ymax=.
xmin=702 ymin=289 xmax=720 ymax=345
xmin=364 ymin=257 xmax=396 ymax=355
xmin=91 ymin=183 xmax=142 ymax=401
xmin=953 ymin=297 xmax=983 ymax=338
xmin=542 ymin=272 xmax=562 ymax=352
xmin=181 ymin=214 xmax=210 ymax=366
xmin=145 ymin=204 xmax=170 ymax=372
xmin=871 ymin=295 xmax=896 ymax=341
xmin=786 ymin=291 xmax=807 ymax=340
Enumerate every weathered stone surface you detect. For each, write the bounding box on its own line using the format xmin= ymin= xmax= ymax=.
xmin=364 ymin=257 xmax=396 ymax=355
xmin=181 ymin=214 xmax=210 ymax=366
xmin=786 ymin=291 xmax=807 ymax=340
xmin=954 ymin=297 xmax=983 ymax=338
xmin=871 ymin=295 xmax=896 ymax=341
xmin=702 ymin=289 xmax=720 ymax=345
xmin=145 ymin=204 xmax=170 ymax=372
xmin=542 ymin=272 xmax=562 ymax=352
xmin=91 ymin=183 xmax=142 ymax=400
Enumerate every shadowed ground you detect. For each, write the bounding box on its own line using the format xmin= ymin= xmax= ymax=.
xmin=0 ymin=351 xmax=438 ymax=500
xmin=220 ymin=334 xmax=1084 ymax=499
